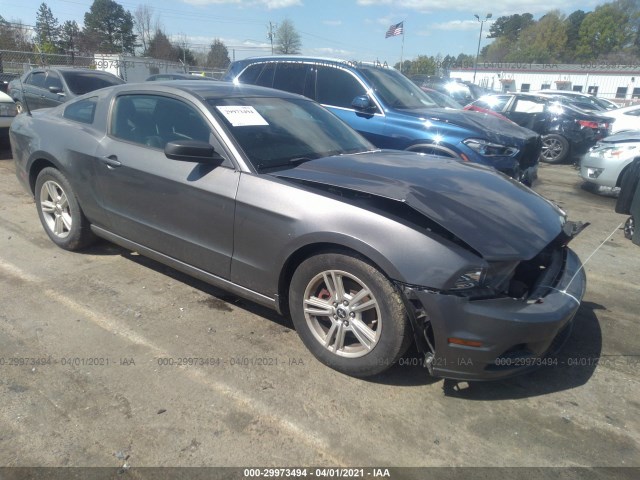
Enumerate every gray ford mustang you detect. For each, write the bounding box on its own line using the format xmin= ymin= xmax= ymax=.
xmin=10 ymin=81 xmax=586 ymax=380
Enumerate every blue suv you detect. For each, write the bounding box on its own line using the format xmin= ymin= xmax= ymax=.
xmin=223 ymin=56 xmax=540 ymax=184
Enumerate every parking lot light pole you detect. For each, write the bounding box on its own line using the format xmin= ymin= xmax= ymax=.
xmin=473 ymin=13 xmax=492 ymax=84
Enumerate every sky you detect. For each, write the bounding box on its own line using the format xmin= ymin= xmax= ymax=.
xmin=2 ymin=0 xmax=606 ymax=64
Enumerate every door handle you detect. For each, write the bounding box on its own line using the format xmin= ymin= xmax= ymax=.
xmin=101 ymin=155 xmax=122 ymax=168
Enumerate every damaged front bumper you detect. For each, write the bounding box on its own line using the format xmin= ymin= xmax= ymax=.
xmin=401 ymin=247 xmax=586 ymax=381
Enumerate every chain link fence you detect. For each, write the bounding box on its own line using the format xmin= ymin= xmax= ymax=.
xmin=0 ymin=49 xmax=227 ymax=91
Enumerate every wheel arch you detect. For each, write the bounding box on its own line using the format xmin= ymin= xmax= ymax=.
xmin=276 ymin=241 xmax=400 ymax=317
xmin=27 ymin=153 xmax=62 ymax=195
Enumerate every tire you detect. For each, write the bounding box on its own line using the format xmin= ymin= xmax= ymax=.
xmin=289 ymin=253 xmax=412 ymax=377
xmin=615 ymin=158 xmax=640 ymax=214
xmin=15 ymin=101 xmax=24 ymax=114
xmin=35 ymin=167 xmax=96 ymax=251
xmin=540 ymin=134 xmax=570 ymax=164
xmin=624 ymin=216 xmax=634 ymax=240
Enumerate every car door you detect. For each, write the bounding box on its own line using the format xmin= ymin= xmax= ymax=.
xmin=504 ymin=96 xmax=548 ymax=133
xmin=311 ymin=65 xmax=389 ymax=146
xmin=95 ymin=93 xmax=240 ymax=278
xmin=40 ymin=71 xmax=67 ymax=108
xmin=23 ymin=71 xmax=47 ymax=110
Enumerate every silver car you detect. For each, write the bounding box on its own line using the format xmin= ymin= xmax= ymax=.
xmin=580 ymin=131 xmax=640 ymax=189
xmin=10 ymin=81 xmax=586 ymax=380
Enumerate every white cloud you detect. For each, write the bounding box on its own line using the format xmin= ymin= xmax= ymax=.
xmin=356 ymin=0 xmax=601 ymax=16
xmin=182 ymin=0 xmax=302 ymax=9
xmin=307 ymin=47 xmax=355 ymax=57
xmin=430 ymin=19 xmax=490 ymax=32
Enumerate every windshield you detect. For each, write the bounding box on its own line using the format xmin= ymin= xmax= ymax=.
xmin=61 ymin=71 xmax=124 ymax=95
xmin=357 ymin=66 xmax=440 ymax=109
xmin=208 ymin=96 xmax=375 ymax=170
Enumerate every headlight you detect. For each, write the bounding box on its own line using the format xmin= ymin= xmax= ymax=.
xmin=0 ymin=102 xmax=17 ymax=117
xmin=451 ymin=268 xmax=485 ymax=290
xmin=463 ymin=138 xmax=518 ymax=157
xmin=597 ymin=145 xmax=638 ymax=158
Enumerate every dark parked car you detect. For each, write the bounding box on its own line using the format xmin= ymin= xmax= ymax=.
xmin=616 ymin=157 xmax=640 ymax=244
xmin=10 ymin=81 xmax=586 ymax=380
xmin=224 ymin=57 xmax=541 ymax=185
xmin=7 ymin=67 xmax=124 ymax=113
xmin=466 ymin=93 xmax=614 ymax=163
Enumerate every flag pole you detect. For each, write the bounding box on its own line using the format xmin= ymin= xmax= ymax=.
xmin=400 ymin=22 xmax=405 ymax=73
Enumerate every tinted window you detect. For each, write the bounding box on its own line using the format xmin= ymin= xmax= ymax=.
xmin=27 ymin=72 xmax=46 ymax=88
xmin=209 ymin=97 xmax=373 ymax=170
xmin=44 ymin=71 xmax=63 ymax=90
xmin=272 ymin=63 xmax=309 ymax=95
xmin=357 ymin=66 xmax=438 ymax=109
xmin=316 ymin=66 xmax=366 ymax=109
xmin=255 ymin=63 xmax=276 ymax=88
xmin=60 ymin=71 xmax=123 ymax=95
xmin=64 ymin=97 xmax=97 ymax=124
xmin=111 ymin=94 xmax=211 ymax=148
xmin=238 ymin=64 xmax=263 ymax=85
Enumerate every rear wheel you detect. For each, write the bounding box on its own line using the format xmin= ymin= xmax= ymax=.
xmin=35 ymin=167 xmax=96 ymax=250
xmin=289 ymin=253 xmax=412 ymax=377
xmin=540 ymin=134 xmax=570 ymax=163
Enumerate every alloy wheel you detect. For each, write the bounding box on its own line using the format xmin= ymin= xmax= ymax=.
xmin=302 ymin=269 xmax=381 ymax=358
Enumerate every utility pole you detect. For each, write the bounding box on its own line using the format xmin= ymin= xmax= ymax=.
xmin=267 ymin=21 xmax=276 ymax=55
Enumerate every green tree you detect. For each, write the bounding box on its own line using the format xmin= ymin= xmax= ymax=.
xmin=60 ymin=20 xmax=80 ymax=54
xmin=147 ymin=29 xmax=177 ymax=60
xmin=83 ymin=0 xmax=137 ymax=54
xmin=206 ymin=39 xmax=230 ymax=69
xmin=35 ymin=3 xmax=61 ymax=52
xmin=488 ymin=13 xmax=534 ymax=41
xmin=576 ymin=3 xmax=635 ymax=60
xmin=409 ymin=55 xmax=437 ymax=75
xmin=510 ymin=11 xmax=567 ymax=63
xmin=275 ymin=19 xmax=301 ymax=54
xmin=564 ymin=10 xmax=587 ymax=61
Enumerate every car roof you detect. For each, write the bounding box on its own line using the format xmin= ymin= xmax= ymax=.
xmin=108 ymin=80 xmax=308 ymax=101
xmin=231 ymin=55 xmax=395 ymax=70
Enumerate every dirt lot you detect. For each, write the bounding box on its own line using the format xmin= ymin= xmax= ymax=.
xmin=0 ymin=143 xmax=638 ymax=476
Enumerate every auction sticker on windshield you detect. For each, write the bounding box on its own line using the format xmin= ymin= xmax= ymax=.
xmin=216 ymin=106 xmax=269 ymax=127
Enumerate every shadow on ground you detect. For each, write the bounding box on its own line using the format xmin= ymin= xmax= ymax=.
xmin=76 ymin=238 xmax=602 ymax=399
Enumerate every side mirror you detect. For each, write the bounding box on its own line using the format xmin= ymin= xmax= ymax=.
xmin=165 ymin=140 xmax=224 ymax=163
xmin=351 ymin=95 xmax=375 ymax=111
xmin=48 ymin=86 xmax=63 ymax=95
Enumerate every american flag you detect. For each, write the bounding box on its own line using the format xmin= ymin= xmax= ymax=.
xmin=385 ymin=21 xmax=404 ymax=38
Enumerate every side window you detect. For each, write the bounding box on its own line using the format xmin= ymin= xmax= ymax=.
xmin=238 ymin=64 xmax=263 ymax=85
xmin=514 ymin=99 xmax=544 ymax=113
xmin=44 ymin=71 xmax=63 ymax=91
xmin=255 ymin=63 xmax=275 ymax=88
xmin=273 ymin=63 xmax=308 ymax=95
xmin=27 ymin=72 xmax=46 ymax=88
xmin=64 ymin=97 xmax=97 ymax=124
xmin=111 ymin=94 xmax=212 ymax=149
xmin=315 ymin=66 xmax=366 ymax=109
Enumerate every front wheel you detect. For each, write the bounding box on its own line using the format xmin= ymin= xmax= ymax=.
xmin=624 ymin=216 xmax=635 ymax=240
xmin=35 ymin=167 xmax=96 ymax=250
xmin=289 ymin=253 xmax=412 ymax=377
xmin=540 ymin=134 xmax=570 ymax=164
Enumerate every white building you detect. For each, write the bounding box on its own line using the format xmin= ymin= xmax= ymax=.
xmin=450 ymin=62 xmax=640 ymax=105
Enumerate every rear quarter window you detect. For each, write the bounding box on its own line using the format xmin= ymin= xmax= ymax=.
xmin=63 ymin=97 xmax=98 ymax=124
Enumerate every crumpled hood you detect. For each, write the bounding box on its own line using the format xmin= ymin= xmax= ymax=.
xmin=273 ymin=150 xmax=565 ymax=260
xmin=396 ymin=107 xmax=537 ymax=144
